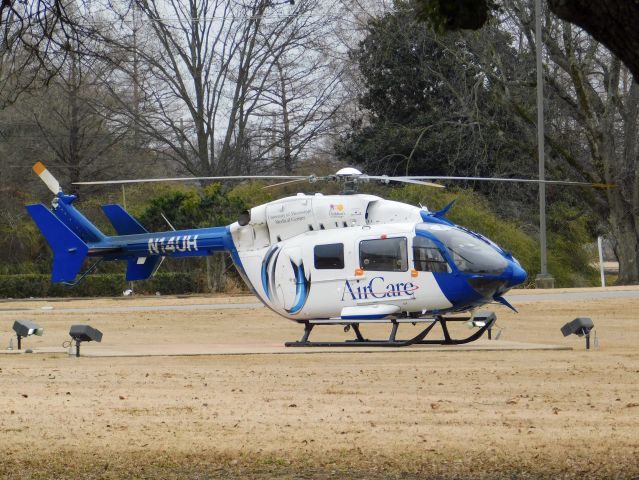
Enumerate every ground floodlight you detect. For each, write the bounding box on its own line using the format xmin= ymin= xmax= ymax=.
xmin=561 ymin=317 xmax=594 ymax=349
xmin=69 ymin=324 xmax=102 ymax=357
xmin=12 ymin=320 xmax=44 ymax=350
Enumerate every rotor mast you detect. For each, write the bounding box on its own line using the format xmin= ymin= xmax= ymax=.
xmin=335 ymin=167 xmax=364 ymax=194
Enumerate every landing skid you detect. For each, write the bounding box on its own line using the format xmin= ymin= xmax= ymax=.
xmin=285 ymin=315 xmax=495 ymax=347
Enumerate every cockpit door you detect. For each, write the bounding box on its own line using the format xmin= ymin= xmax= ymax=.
xmin=350 ymin=235 xmax=416 ymax=302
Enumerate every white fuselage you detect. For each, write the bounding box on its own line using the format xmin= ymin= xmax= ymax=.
xmin=229 ymin=193 xmax=454 ymax=321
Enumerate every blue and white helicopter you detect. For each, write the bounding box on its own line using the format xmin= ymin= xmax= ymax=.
xmin=26 ymin=163 xmax=595 ymax=347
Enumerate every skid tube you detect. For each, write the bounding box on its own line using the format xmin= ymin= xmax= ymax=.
xmin=285 ymin=315 xmax=495 ymax=347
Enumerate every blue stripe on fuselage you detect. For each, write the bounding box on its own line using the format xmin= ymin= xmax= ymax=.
xmin=286 ymin=260 xmax=310 ymax=315
xmin=260 ymin=245 xmax=279 ymax=300
xmin=432 ymin=272 xmax=486 ymax=312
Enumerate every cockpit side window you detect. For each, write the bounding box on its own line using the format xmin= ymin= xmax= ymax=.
xmin=359 ymin=237 xmax=408 ymax=272
xmin=412 ymin=236 xmax=450 ymax=273
xmin=417 ymin=224 xmax=508 ymax=275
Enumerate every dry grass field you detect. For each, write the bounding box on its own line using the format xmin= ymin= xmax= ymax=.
xmin=1 ymin=289 xmax=638 ymax=479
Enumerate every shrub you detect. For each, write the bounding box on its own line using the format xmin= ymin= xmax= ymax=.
xmin=0 ymin=272 xmax=199 ymax=298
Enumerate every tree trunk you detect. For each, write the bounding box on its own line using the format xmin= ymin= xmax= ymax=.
xmin=609 ymin=210 xmax=639 ymax=285
xmin=277 ymin=60 xmax=293 ymax=173
xmin=67 ymin=53 xmax=81 ymax=191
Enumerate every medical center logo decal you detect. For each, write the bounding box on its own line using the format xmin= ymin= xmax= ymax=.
xmin=260 ymin=245 xmax=311 ymax=315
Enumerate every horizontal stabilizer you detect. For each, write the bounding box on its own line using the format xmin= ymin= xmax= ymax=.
xmin=101 ymin=204 xmax=148 ymax=235
xmin=126 ymin=256 xmax=162 ymax=281
xmin=26 ymin=204 xmax=89 ymax=283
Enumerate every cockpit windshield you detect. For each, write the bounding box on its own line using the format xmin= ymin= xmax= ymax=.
xmin=417 ymin=224 xmax=508 ymax=275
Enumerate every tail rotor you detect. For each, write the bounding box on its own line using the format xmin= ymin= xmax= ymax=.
xmin=33 ymin=162 xmax=61 ymax=195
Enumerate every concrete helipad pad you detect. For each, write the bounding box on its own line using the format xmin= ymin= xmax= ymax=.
xmin=0 ymin=339 xmax=570 ymax=357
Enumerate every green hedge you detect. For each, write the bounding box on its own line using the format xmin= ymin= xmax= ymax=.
xmin=0 ymin=272 xmax=198 ymax=298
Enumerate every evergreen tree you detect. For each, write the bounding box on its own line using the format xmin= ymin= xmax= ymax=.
xmin=336 ymin=2 xmax=531 ymax=182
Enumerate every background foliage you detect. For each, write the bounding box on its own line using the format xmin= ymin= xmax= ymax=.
xmin=0 ymin=181 xmax=597 ymax=297
xmin=0 ymin=0 xmax=627 ymax=295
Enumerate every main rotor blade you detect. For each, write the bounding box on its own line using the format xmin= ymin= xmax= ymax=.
xmin=73 ymin=175 xmax=309 ymax=186
xmin=364 ymin=175 xmax=445 ymax=188
xmin=262 ymin=178 xmax=310 ymax=189
xmin=397 ymin=176 xmax=613 ymax=187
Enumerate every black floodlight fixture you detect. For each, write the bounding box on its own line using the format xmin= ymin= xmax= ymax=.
xmin=561 ymin=317 xmax=594 ymax=349
xmin=69 ymin=324 xmax=102 ymax=357
xmin=12 ymin=320 xmax=44 ymax=350
xmin=469 ymin=311 xmax=497 ymax=339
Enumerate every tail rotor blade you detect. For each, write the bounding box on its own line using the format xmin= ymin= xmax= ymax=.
xmin=33 ymin=162 xmax=61 ymax=194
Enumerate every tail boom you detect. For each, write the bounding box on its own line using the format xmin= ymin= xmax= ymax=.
xmin=28 ymin=203 xmax=231 ymax=284
xmin=28 ymin=200 xmax=232 ymax=283
xmin=28 ymin=162 xmax=233 ymax=284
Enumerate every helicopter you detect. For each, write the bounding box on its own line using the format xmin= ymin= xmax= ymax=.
xmin=26 ymin=162 xmax=599 ymax=347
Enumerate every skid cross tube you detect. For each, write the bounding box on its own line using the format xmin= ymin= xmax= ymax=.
xmin=285 ymin=315 xmax=495 ymax=347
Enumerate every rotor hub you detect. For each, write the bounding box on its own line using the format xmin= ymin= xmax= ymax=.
xmin=335 ymin=167 xmax=363 ymax=177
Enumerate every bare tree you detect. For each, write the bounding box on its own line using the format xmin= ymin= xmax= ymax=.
xmin=486 ymin=1 xmax=639 ymax=284
xmin=0 ymin=0 xmax=100 ymax=108
xmin=93 ymin=0 xmax=348 ymax=177
xmin=95 ymin=0 xmax=271 ymax=176
xmin=0 ymin=19 xmax=140 ymax=191
xmin=246 ymin=0 xmax=345 ymax=173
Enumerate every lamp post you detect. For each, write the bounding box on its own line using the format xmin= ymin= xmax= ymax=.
xmin=534 ymin=0 xmax=554 ymax=288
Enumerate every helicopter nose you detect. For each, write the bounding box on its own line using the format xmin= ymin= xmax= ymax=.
xmin=507 ymin=261 xmax=527 ymax=287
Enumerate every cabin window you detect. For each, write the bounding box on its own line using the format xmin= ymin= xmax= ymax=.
xmin=359 ymin=237 xmax=408 ymax=272
xmin=413 ymin=236 xmax=449 ymax=273
xmin=314 ymin=243 xmax=345 ymax=269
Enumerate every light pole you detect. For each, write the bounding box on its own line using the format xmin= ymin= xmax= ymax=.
xmin=534 ymin=0 xmax=554 ymax=288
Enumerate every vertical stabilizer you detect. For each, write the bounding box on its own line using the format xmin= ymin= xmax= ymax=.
xmin=26 ymin=204 xmax=89 ymax=283
xmin=126 ymin=257 xmax=162 ymax=281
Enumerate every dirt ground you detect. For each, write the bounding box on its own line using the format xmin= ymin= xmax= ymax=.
xmin=1 ymin=289 xmax=638 ymax=479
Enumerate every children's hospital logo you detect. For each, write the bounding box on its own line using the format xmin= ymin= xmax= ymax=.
xmin=329 ymin=203 xmax=345 ymax=217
